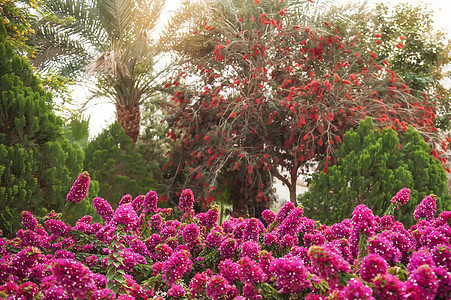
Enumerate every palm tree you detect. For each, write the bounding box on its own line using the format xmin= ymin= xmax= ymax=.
xmin=31 ymin=0 xmax=188 ymax=142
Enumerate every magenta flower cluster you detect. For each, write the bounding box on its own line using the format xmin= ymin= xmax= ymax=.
xmin=414 ymin=194 xmax=438 ymax=222
xmin=93 ymin=196 xmax=114 ymax=222
xmin=113 ymin=204 xmax=139 ymax=231
xmin=66 ymin=171 xmax=91 ymax=203
xmin=391 ymin=187 xmax=411 ymax=207
xmin=1 ymin=189 xmax=451 ymax=299
xmin=178 ymin=188 xmax=195 ymax=212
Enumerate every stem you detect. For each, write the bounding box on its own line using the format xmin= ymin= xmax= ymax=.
xmin=106 ymin=227 xmax=127 ymax=294
xmin=62 ymin=201 xmax=75 ymax=224
xmin=219 ymin=200 xmax=224 ymax=225
xmin=272 ymin=169 xmax=290 ymax=187
xmin=272 ymin=169 xmax=297 ymax=205
xmin=384 ymin=203 xmax=396 ymax=216
xmin=357 ymin=232 xmax=369 ymax=259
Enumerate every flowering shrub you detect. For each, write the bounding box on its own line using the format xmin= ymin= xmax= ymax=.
xmin=0 ymin=175 xmax=450 ymax=299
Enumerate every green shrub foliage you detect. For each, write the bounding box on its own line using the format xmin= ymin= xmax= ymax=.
xmin=300 ymin=118 xmax=451 ymax=226
xmin=0 ymin=24 xmax=84 ymax=236
xmin=84 ymin=122 xmax=157 ymax=208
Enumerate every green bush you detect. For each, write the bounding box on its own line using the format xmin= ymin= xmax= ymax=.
xmin=0 ymin=24 xmax=84 ymax=236
xmin=84 ymin=122 xmax=157 ymax=208
xmin=300 ymin=118 xmax=451 ymax=227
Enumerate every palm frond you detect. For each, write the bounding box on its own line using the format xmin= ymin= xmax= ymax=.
xmin=157 ymin=0 xmax=214 ymax=55
xmin=326 ymin=1 xmax=373 ymax=28
xmin=135 ymin=67 xmax=169 ymax=103
xmin=31 ymin=25 xmax=92 ymax=76
xmin=288 ymin=0 xmax=373 ymax=27
xmin=209 ymin=0 xmax=237 ymax=23
xmin=287 ymin=0 xmax=335 ymax=24
xmin=30 ymin=0 xmax=111 ymax=76
xmin=41 ymin=0 xmax=108 ymax=51
xmin=157 ymin=1 xmax=200 ymax=48
xmin=64 ymin=116 xmax=90 ymax=147
xmin=97 ymin=0 xmax=134 ymax=40
xmin=129 ymin=30 xmax=152 ymax=63
xmin=32 ymin=26 xmax=86 ymax=64
xmin=135 ymin=0 xmax=166 ymax=33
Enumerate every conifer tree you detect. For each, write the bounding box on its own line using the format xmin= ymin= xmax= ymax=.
xmin=300 ymin=118 xmax=451 ymax=227
xmin=84 ymin=122 xmax=157 ymax=208
xmin=0 ymin=24 xmax=84 ymax=236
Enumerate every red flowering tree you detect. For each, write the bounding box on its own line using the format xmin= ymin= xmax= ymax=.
xmin=166 ymin=0 xmax=447 ymax=214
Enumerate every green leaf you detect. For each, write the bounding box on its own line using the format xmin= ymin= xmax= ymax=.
xmin=111 ymin=284 xmax=119 ymax=294
xmin=256 ymin=282 xmax=286 ymax=300
xmin=106 ymin=269 xmax=115 ymax=280
xmin=142 ymin=274 xmax=162 ymax=285
xmin=106 ymin=281 xmax=115 ymax=289
xmin=115 ymin=273 xmax=124 ymax=283
xmin=117 ymin=269 xmax=126 ymax=275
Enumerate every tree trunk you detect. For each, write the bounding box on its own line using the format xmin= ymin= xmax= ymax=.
xmin=272 ymin=168 xmax=297 ymax=205
xmin=290 ymin=171 xmax=298 ymax=205
xmin=116 ymin=102 xmax=141 ymax=143
xmin=230 ymin=189 xmax=248 ymax=218
xmin=289 ymin=181 xmax=297 ymax=206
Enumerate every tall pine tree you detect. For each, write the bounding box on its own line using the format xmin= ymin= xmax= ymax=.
xmin=0 ymin=24 xmax=84 ymax=236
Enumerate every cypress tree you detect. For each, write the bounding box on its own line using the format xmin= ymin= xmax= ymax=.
xmin=0 ymin=24 xmax=84 ymax=236
xmin=300 ymin=118 xmax=451 ymax=227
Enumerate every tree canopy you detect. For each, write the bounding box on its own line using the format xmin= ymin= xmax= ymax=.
xmin=365 ymin=3 xmax=451 ymax=128
xmin=84 ymin=122 xmax=158 ymax=208
xmin=166 ymin=0 xmax=448 ymax=214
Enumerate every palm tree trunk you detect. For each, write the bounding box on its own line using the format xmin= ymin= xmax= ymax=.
xmin=116 ymin=102 xmax=141 ymax=143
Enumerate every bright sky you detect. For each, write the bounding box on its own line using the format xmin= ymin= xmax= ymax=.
xmin=392 ymin=0 xmax=451 ymax=38
xmin=79 ymin=0 xmax=451 ymax=138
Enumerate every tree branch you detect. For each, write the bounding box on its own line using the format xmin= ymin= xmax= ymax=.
xmin=271 ymin=168 xmax=291 ymax=189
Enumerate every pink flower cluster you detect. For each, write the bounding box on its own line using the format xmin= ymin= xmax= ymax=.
xmin=0 ymin=188 xmax=450 ymax=299
xmin=414 ymin=195 xmax=438 ymax=222
xmin=391 ymin=187 xmax=411 ymax=207
xmin=66 ymin=171 xmax=91 ymax=204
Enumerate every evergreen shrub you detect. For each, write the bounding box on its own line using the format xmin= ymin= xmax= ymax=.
xmin=84 ymin=122 xmax=157 ymax=208
xmin=300 ymin=118 xmax=451 ymax=226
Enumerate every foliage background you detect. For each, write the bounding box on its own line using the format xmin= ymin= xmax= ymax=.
xmin=83 ymin=122 xmax=158 ymax=208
